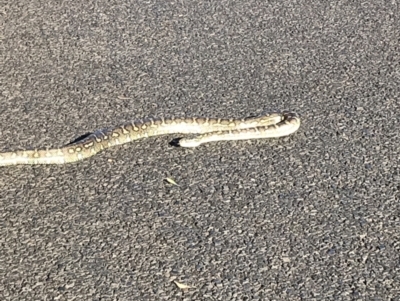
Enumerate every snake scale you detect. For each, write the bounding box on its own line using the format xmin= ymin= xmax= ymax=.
xmin=0 ymin=111 xmax=300 ymax=166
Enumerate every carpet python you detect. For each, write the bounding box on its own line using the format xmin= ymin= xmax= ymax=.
xmin=0 ymin=111 xmax=300 ymax=166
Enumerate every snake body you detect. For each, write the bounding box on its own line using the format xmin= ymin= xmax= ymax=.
xmin=0 ymin=111 xmax=300 ymax=166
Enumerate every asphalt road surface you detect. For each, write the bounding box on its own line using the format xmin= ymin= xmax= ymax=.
xmin=1 ymin=1 xmax=399 ymax=300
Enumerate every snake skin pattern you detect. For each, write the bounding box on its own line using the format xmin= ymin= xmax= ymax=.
xmin=0 ymin=111 xmax=300 ymax=166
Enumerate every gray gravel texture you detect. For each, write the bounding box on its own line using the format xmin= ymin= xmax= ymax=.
xmin=1 ymin=0 xmax=400 ymax=300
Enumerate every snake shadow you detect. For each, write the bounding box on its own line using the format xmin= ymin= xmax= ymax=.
xmin=67 ymin=132 xmax=184 ymax=148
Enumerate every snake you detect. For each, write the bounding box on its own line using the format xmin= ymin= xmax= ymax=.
xmin=0 ymin=111 xmax=300 ymax=166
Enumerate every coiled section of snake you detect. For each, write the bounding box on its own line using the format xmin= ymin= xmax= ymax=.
xmin=0 ymin=111 xmax=300 ymax=166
